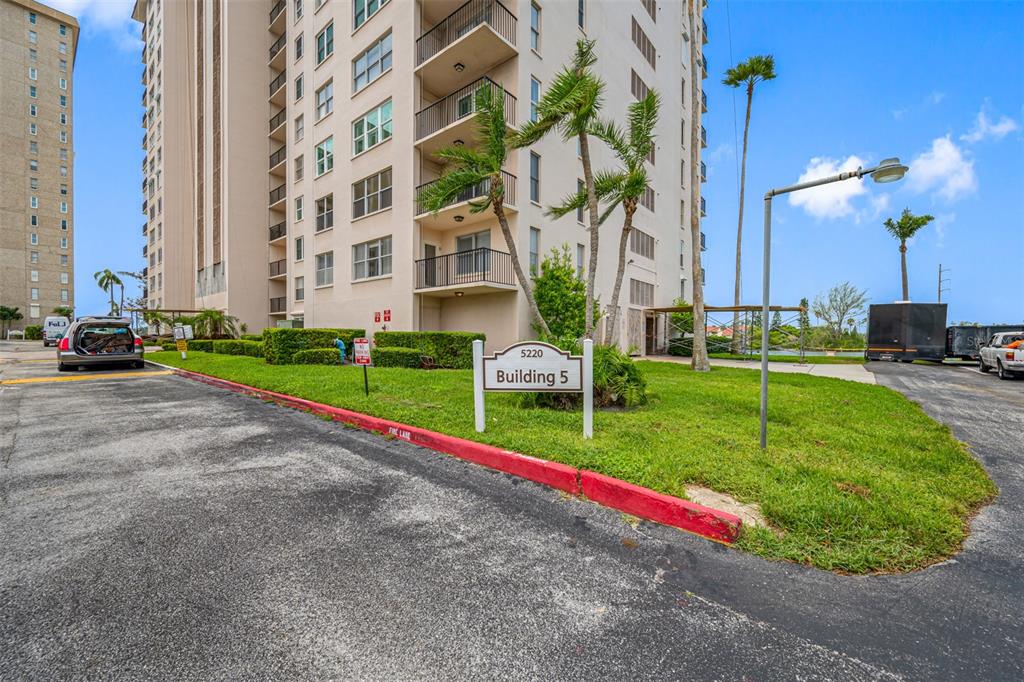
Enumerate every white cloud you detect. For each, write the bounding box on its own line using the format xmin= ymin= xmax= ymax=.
xmin=869 ymin=193 xmax=891 ymax=219
xmin=787 ymin=155 xmax=868 ymax=220
xmin=891 ymin=108 xmax=907 ymax=120
xmin=927 ymin=91 xmax=946 ymax=105
xmin=48 ymin=0 xmax=139 ymax=51
xmin=932 ymin=213 xmax=955 ymax=248
xmin=907 ymin=136 xmax=976 ymax=201
xmin=961 ymin=108 xmax=1020 ymax=143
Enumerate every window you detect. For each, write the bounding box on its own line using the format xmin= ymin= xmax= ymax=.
xmin=315 ymin=81 xmax=334 ymax=120
xmin=629 ymin=279 xmax=654 ymax=306
xmin=316 ymin=23 xmax=334 ymax=65
xmin=60 ymin=272 xmax=69 ymax=285
xmin=60 ymin=254 xmax=68 ymax=266
xmin=352 ymin=237 xmax=392 ymax=280
xmin=631 ymin=69 xmax=650 ymax=100
xmin=294 ymin=155 xmax=304 ymax=181
xmin=31 ymin=270 xmax=39 ymax=282
xmin=29 ymin=141 xmax=38 ymax=154
xmin=530 ymin=3 xmax=541 ymax=51
xmin=578 ymin=0 xmax=585 ymax=29
xmin=30 ymin=215 xmax=38 ymax=226
xmin=59 ymin=130 xmax=67 ymax=143
xmin=529 ymin=152 xmax=541 ymax=203
xmin=31 ymin=288 xmax=39 ymax=301
xmin=30 ymin=233 xmax=38 ymax=245
xmin=295 ymin=0 xmax=303 ymax=20
xmin=59 ymin=23 xmax=67 ymax=36
xmin=294 ymin=74 xmax=303 ymax=100
xmin=29 ymin=67 xmax=37 ymax=80
xmin=30 ymin=305 xmax=40 ymax=319
xmin=60 ymin=95 xmax=68 ymax=108
xmin=30 ymin=160 xmax=38 ymax=172
xmin=59 ymin=42 xmax=67 ymax=55
xmin=630 ymin=228 xmax=655 ymax=259
xmin=29 ymin=11 xmax=36 ymax=23
xmin=29 ymin=104 xmax=38 ymax=117
xmin=295 ymin=196 xmax=304 ymax=221
xmin=29 ymin=123 xmax=37 ymax=135
xmin=29 ymin=85 xmax=37 ymax=98
xmin=352 ymin=31 xmax=392 ymax=92
xmin=576 ymin=243 xmax=585 ymax=278
xmin=60 ymin=148 xmax=68 ymax=161
xmin=352 ymin=99 xmax=392 ymax=154
xmin=529 ymin=227 xmax=540 ymax=274
xmin=316 ymin=194 xmax=334 ymax=231
xmin=60 ymin=77 xmax=67 ymax=90
xmin=315 ymin=251 xmax=334 ymax=286
xmin=530 ymin=77 xmax=540 ymax=122
xmin=576 ymin=179 xmax=584 ymax=222
xmin=295 ymin=114 xmax=305 ymax=142
xmin=29 ymin=48 xmax=37 ymax=60
xmin=30 ymin=178 xmax=39 ymax=189
xmin=31 ymin=251 xmax=39 ymax=263
xmin=60 ymin=201 xmax=68 ymax=213
xmin=631 ymin=18 xmax=656 ymax=69
xmin=30 ymin=196 xmax=38 ymax=209
xmin=61 ymin=219 xmax=68 ymax=230
xmin=354 ymin=0 xmax=389 ymax=29
xmin=295 ymin=236 xmax=304 ymax=261
xmin=28 ymin=30 xmax=37 ymax=44
xmin=60 ymin=113 xmax=67 ymax=125
xmin=61 ymin=289 xmax=69 ymax=303
xmin=352 ymin=168 xmax=392 ymax=218
xmin=59 ymin=59 xmax=67 ymax=72
xmin=60 ymin=184 xmax=67 ymax=195
xmin=642 ymin=0 xmax=656 ymax=22
xmin=294 ymin=276 xmax=305 ymax=301
xmin=295 ymin=34 xmax=303 ymax=60
xmin=315 ymin=136 xmax=333 ymax=175
xmin=640 ymin=186 xmax=655 ymax=211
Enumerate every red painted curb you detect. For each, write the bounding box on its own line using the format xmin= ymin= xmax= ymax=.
xmin=580 ymin=470 xmax=742 ymax=543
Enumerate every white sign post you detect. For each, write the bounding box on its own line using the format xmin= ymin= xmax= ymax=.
xmin=172 ymin=324 xmax=193 ymax=359
xmin=353 ymin=337 xmax=372 ymax=396
xmin=473 ymin=339 xmax=593 ymax=438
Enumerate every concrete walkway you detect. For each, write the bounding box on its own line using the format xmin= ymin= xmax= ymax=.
xmin=648 ymin=355 xmax=876 ymax=384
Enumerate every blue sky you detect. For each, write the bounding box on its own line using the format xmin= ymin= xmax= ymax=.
xmin=64 ymin=0 xmax=1022 ymax=325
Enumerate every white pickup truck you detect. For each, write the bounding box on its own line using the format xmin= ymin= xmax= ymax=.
xmin=979 ymin=331 xmax=1024 ymax=380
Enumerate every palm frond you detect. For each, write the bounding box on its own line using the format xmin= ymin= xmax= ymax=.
xmin=433 ymin=145 xmax=488 ymax=169
xmin=418 ymin=169 xmax=490 ymax=213
xmin=627 ymin=90 xmax=660 ymax=161
xmin=475 ymin=86 xmax=508 ymax=169
xmin=588 ymin=118 xmax=630 ymax=160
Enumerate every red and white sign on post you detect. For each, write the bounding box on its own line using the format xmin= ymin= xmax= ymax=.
xmin=353 ymin=338 xmax=372 ymax=366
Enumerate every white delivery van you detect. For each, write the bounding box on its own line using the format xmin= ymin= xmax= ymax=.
xmin=42 ymin=316 xmax=70 ymax=347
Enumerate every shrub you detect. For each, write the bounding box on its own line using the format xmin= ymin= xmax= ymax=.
xmin=371 ymin=346 xmax=422 ymax=368
xmin=240 ymin=334 xmax=263 ymax=342
xmin=291 ymin=348 xmax=341 ymax=365
xmin=263 ymin=327 xmax=364 ymax=364
xmin=213 ymin=339 xmax=264 ymax=357
xmin=373 ymin=330 xmax=484 ymax=369
xmin=24 ymin=325 xmax=43 ymax=340
xmin=161 ymin=343 xmax=177 ymax=351
xmin=532 ymin=245 xmax=599 ymax=338
xmin=186 ymin=339 xmax=213 ymax=352
xmin=521 ymin=339 xmax=647 ymax=409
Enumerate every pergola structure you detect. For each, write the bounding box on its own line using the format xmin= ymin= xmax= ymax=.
xmin=123 ymin=308 xmax=207 ymax=335
xmin=644 ymin=304 xmax=807 ymax=360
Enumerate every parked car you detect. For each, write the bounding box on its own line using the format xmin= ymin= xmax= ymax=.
xmin=42 ymin=316 xmax=70 ymax=347
xmin=978 ymin=331 xmax=1024 ymax=380
xmin=57 ymin=316 xmax=145 ymax=371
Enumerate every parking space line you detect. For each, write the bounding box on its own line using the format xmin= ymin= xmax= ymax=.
xmin=0 ymin=370 xmax=173 ymax=385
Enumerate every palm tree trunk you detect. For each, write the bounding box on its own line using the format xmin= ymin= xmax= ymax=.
xmin=606 ymin=203 xmax=636 ymax=346
xmin=579 ymin=131 xmax=601 ymax=340
xmin=731 ymin=84 xmax=754 ymax=355
xmin=900 ymin=241 xmax=909 ymax=300
xmin=492 ymin=189 xmax=551 ymax=337
xmin=688 ymin=0 xmax=710 ymax=371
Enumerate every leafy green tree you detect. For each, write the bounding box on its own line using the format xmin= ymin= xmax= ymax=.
xmin=193 ymin=309 xmax=239 ymax=338
xmin=511 ymin=39 xmax=604 ymax=339
xmin=812 ymin=282 xmax=868 ymax=342
xmin=0 ymin=306 xmax=23 ymax=338
xmin=771 ymin=310 xmax=783 ymax=330
xmin=883 ymin=208 xmax=935 ymax=300
xmin=418 ymin=86 xmax=551 ymax=336
xmin=93 ymin=269 xmax=123 ymax=315
xmin=51 ymin=306 xmax=74 ymax=320
xmin=723 ymin=55 xmax=776 ymax=352
xmin=532 ymin=246 xmax=597 ymax=339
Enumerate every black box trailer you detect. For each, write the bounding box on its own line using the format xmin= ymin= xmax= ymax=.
xmin=866 ymin=303 xmax=948 ymax=362
xmin=946 ymin=324 xmax=1024 ymax=360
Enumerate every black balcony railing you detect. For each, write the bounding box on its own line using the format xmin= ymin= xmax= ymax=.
xmin=700 ymin=196 xmax=706 ymax=216
xmin=270 ymin=296 xmax=286 ymax=313
xmin=269 ymin=0 xmax=285 ymax=24
xmin=416 ymin=170 xmax=516 ymax=215
xmin=269 ymin=71 xmax=286 ymax=97
xmin=415 ymin=248 xmax=514 ymax=290
xmin=142 ymin=244 xmax=148 ymax=257
xmin=269 ymin=221 xmax=286 ymax=241
xmin=142 ymin=266 xmax=148 ymax=277
xmin=269 ymin=34 xmax=286 ymax=61
xmin=702 ymin=18 xmax=708 ymax=41
xmin=269 ymin=146 xmax=286 ymax=168
xmin=416 ymin=0 xmax=516 ymax=66
xmin=700 ymin=161 xmax=706 ymax=181
xmin=701 ymin=90 xmax=707 ymax=109
xmin=269 ymin=259 xmax=287 ymax=277
xmin=269 ymin=184 xmax=286 ymax=205
xmin=142 ymin=223 xmax=147 ymax=235
xmin=700 ymin=125 xmax=707 ymax=146
xmin=269 ymin=109 xmax=286 ymax=132
xmin=700 ymin=232 xmax=707 ymax=251
xmin=415 ymin=77 xmax=516 ymax=140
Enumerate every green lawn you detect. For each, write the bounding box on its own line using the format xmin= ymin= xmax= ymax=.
xmin=149 ymin=351 xmax=995 ymax=574
xmin=708 ymin=352 xmax=865 ymax=365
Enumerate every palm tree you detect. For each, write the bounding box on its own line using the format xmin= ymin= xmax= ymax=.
xmin=0 ymin=306 xmax=23 ymax=339
xmin=142 ymin=310 xmax=172 ymax=334
xmin=548 ymin=91 xmax=660 ymax=346
xmin=510 ymin=39 xmax=604 ymax=339
xmin=193 ymin=308 xmax=239 ymax=338
xmin=723 ymin=54 xmax=776 ymax=354
xmin=883 ymin=208 xmax=934 ymax=300
xmin=417 ymin=86 xmax=551 ymax=336
xmin=687 ymin=0 xmax=710 ymax=371
xmin=51 ymin=305 xmax=74 ymax=320
xmin=93 ymin=269 xmax=123 ymax=315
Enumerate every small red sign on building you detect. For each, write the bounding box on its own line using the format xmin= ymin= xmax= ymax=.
xmin=383 ymin=309 xmax=391 ymax=322
xmin=374 ymin=311 xmax=381 ymax=323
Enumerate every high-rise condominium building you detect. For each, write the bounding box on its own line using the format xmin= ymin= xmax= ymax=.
xmin=0 ymin=0 xmax=78 ymax=332
xmin=134 ymin=0 xmax=707 ymax=351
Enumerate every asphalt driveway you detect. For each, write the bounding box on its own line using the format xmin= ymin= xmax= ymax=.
xmin=1 ymin=348 xmax=1022 ymax=679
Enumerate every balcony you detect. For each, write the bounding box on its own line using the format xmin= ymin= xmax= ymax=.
xmin=700 ymin=55 xmax=708 ymax=79
xmin=269 ymin=146 xmax=286 ymax=175
xmin=702 ymin=18 xmax=708 ymax=44
xmin=269 ymin=259 xmax=287 ymax=279
xmin=415 ymin=77 xmax=516 ymax=158
xmin=142 ymin=199 xmax=148 ymax=214
xmin=415 ymin=248 xmax=516 ymax=296
xmin=270 ymin=296 xmax=287 ymax=314
xmin=142 ymin=223 xmax=147 ymax=235
xmin=269 ymin=221 xmax=286 ymax=243
xmin=269 ymin=0 xmax=285 ymax=34
xmin=701 ymin=90 xmax=707 ymax=112
xmin=141 ymin=111 xmax=147 ymax=128
xmin=700 ymin=161 xmax=706 ymax=182
xmin=701 ymin=125 xmax=707 ymax=148
xmin=269 ymin=109 xmax=286 ymax=141
xmin=700 ymin=196 xmax=706 ymax=217
xmin=416 ymin=0 xmax=517 ymax=96
xmin=141 ymin=66 xmax=147 ymax=85
xmin=142 ymin=244 xmax=148 ymax=257
xmin=269 ymin=33 xmax=287 ymax=69
xmin=269 ymin=184 xmax=286 ymax=209
xmin=415 ymin=170 xmax=516 ymax=230
xmin=269 ymin=71 xmax=286 ymax=104
xmin=700 ymin=232 xmax=707 ymax=251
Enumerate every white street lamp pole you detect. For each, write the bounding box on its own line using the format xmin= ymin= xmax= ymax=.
xmin=759 ymin=158 xmax=908 ymax=449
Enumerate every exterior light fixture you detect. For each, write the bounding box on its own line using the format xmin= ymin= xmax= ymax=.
xmin=454 ymin=62 xmax=465 ymax=72
xmin=453 ymin=215 xmax=465 ymax=222
xmin=869 ymin=157 xmax=909 ymax=184
xmin=454 ymin=291 xmax=464 ymax=297
xmin=453 ymin=139 xmax=465 ymax=146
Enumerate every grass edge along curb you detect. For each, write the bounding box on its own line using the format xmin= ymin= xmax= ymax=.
xmin=146 ymin=359 xmax=743 ymax=544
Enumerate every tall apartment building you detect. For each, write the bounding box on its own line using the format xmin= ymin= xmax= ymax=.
xmin=0 ymin=0 xmax=78 ymax=333
xmin=138 ymin=0 xmax=706 ymax=351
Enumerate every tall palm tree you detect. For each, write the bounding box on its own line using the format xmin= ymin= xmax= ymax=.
xmin=687 ymin=0 xmax=710 ymax=371
xmin=93 ymin=269 xmax=123 ymax=315
xmin=883 ymin=208 xmax=934 ymax=300
xmin=418 ymin=86 xmax=551 ymax=336
xmin=193 ymin=308 xmax=239 ymax=338
xmin=510 ymin=39 xmax=604 ymax=339
xmin=723 ymin=54 xmax=776 ymax=354
xmin=117 ymin=270 xmax=145 ymax=318
xmin=549 ymin=91 xmax=660 ymax=346
xmin=51 ymin=305 xmax=74 ymax=320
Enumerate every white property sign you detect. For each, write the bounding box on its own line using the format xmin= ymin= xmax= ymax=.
xmin=473 ymin=340 xmax=593 ymax=439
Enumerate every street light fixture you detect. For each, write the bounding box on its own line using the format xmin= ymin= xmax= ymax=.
xmin=758 ymin=157 xmax=908 ymax=449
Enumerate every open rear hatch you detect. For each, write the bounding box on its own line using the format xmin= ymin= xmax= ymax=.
xmin=74 ymin=322 xmax=135 ymax=355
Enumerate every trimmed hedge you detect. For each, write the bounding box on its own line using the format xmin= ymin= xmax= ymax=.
xmin=240 ymin=334 xmax=263 ymax=342
xmin=161 ymin=343 xmax=176 ymax=351
xmin=291 ymin=348 xmax=341 ymax=365
xmin=186 ymin=339 xmax=214 ymax=352
xmin=212 ymin=339 xmax=264 ymax=357
xmin=372 ymin=331 xmax=484 ymax=369
xmin=263 ymin=327 xmax=365 ymax=364
xmin=371 ymin=346 xmax=422 ymax=368
xmin=24 ymin=325 xmax=43 ymax=340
